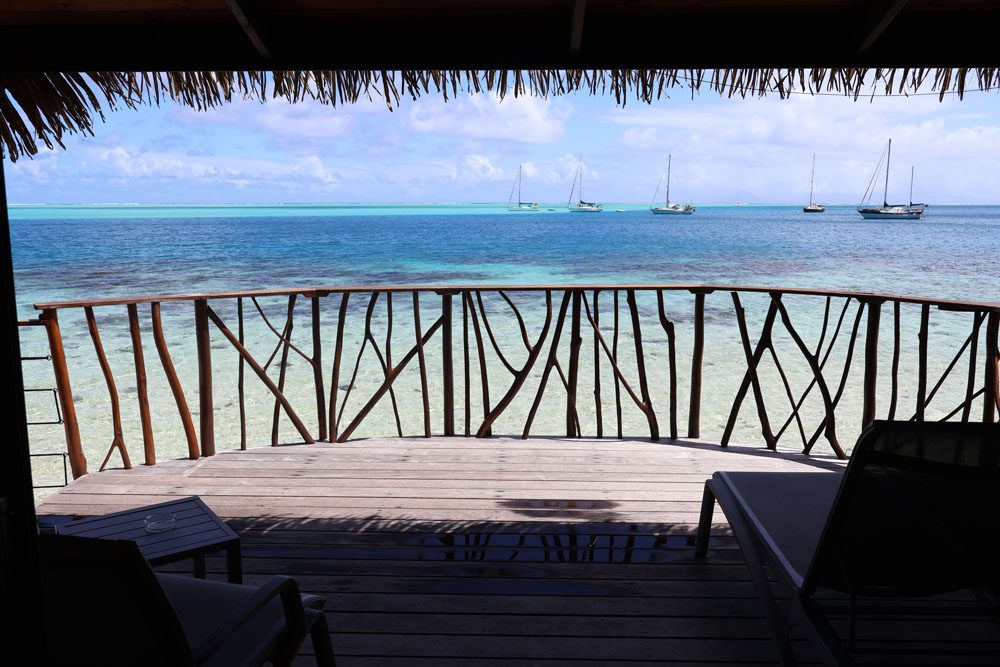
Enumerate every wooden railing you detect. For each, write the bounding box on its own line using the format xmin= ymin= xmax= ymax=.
xmin=30 ymin=285 xmax=1000 ymax=478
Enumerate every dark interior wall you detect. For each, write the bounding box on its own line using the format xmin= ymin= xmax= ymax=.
xmin=0 ymin=155 xmax=45 ymax=653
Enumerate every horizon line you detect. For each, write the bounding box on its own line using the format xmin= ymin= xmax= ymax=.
xmin=8 ymin=201 xmax=986 ymax=208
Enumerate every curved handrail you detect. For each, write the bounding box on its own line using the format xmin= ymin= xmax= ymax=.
xmin=32 ymin=283 xmax=1000 ymax=313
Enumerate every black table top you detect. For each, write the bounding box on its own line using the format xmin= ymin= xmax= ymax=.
xmin=58 ymin=496 xmax=239 ymax=563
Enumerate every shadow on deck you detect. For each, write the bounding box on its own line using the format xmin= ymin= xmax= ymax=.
xmin=35 ymin=437 xmax=999 ymax=665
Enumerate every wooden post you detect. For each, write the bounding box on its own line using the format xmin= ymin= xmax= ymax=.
xmin=916 ymin=304 xmax=929 ymax=421
xmin=689 ymin=291 xmax=705 ymax=438
xmin=465 ymin=291 xmax=491 ymax=436
xmin=442 ymin=292 xmax=454 ymax=435
xmin=888 ymin=301 xmax=900 ymax=420
xmin=566 ymin=290 xmax=582 ymax=436
xmin=84 ymin=306 xmax=131 ymax=471
xmin=963 ymin=311 xmax=983 ymax=422
xmin=462 ymin=292 xmax=470 ymax=436
xmin=985 ymin=311 xmax=999 ymax=423
xmin=38 ymin=309 xmax=85 ymax=478
xmin=592 ymin=290 xmax=603 ymax=438
xmin=613 ymin=290 xmax=622 ymax=438
xmin=413 ymin=292 xmax=431 ymax=437
xmin=627 ymin=290 xmax=659 ymax=441
xmin=311 ymin=296 xmax=327 ymax=441
xmin=328 ymin=293 xmax=349 ymax=442
xmin=194 ymin=299 xmax=214 ymax=457
xmin=657 ymin=291 xmax=678 ymax=441
xmin=271 ymin=295 xmax=296 ymax=446
xmin=151 ymin=302 xmax=200 ymax=460
xmin=861 ymin=297 xmax=882 ymax=427
xmin=127 ymin=304 xmax=155 ymax=465
xmin=237 ymin=297 xmax=246 ymax=449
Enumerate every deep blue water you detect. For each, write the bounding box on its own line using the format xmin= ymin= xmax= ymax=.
xmin=10 ymin=204 xmax=999 ymax=315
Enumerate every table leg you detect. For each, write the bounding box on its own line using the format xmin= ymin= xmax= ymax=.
xmin=194 ymin=554 xmax=207 ymax=579
xmin=227 ymin=541 xmax=243 ymax=584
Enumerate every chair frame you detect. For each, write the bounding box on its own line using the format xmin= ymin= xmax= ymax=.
xmin=696 ymin=474 xmax=850 ymax=666
xmin=39 ymin=533 xmax=336 ymax=666
xmin=189 ymin=573 xmax=335 ymax=666
xmin=695 ymin=421 xmax=1000 ymax=666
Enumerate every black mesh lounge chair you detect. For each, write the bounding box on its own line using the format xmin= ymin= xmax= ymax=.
xmin=39 ymin=533 xmax=337 ymax=666
xmin=695 ymin=420 xmax=1000 ymax=666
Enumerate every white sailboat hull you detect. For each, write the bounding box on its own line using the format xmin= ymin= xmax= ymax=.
xmin=507 ymin=204 xmax=540 ymax=211
xmin=569 ymin=204 xmax=604 ymax=213
xmin=651 ymin=206 xmax=694 ymax=215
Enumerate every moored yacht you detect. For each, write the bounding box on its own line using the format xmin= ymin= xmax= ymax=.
xmin=506 ymin=164 xmax=539 ymax=211
xmin=803 ymin=154 xmax=825 ymax=213
xmin=650 ymin=155 xmax=695 ymax=215
xmin=857 ymin=139 xmax=924 ymax=220
xmin=567 ymin=157 xmax=603 ymax=213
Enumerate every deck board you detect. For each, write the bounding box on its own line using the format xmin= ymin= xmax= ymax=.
xmin=36 ymin=437 xmax=999 ymax=665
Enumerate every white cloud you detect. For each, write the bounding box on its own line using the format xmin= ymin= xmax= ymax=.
xmin=297 ymin=155 xmax=337 ymax=184
xmin=91 ymin=145 xmax=343 ymax=190
xmin=408 ymin=94 xmax=570 ymax=143
xmin=255 ymin=104 xmax=354 ymax=139
xmin=461 ymin=154 xmax=505 ymax=182
xmin=10 ymin=151 xmax=60 ymax=184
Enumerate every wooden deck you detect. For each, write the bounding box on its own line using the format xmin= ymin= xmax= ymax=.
xmin=35 ymin=437 xmax=1000 ymax=665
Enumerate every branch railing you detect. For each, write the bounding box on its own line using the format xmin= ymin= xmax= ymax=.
xmin=28 ymin=285 xmax=1000 ymax=478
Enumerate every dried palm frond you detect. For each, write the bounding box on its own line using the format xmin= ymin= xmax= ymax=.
xmin=2 ymin=68 xmax=997 ymax=162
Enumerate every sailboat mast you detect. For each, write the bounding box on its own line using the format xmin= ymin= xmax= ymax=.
xmin=808 ymin=154 xmax=816 ymax=205
xmin=568 ymin=161 xmax=578 ymax=205
xmin=883 ymin=139 xmax=892 ymax=207
xmin=665 ymin=155 xmax=672 ymax=205
xmin=579 ymin=157 xmax=584 ymax=202
xmin=909 ymin=166 xmax=914 ymax=206
xmin=518 ymin=165 xmax=522 ymax=205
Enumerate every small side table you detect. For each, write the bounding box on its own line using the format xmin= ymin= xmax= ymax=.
xmin=58 ymin=496 xmax=242 ymax=584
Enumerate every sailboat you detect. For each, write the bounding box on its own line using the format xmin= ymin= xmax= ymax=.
xmin=803 ymin=154 xmax=825 ymax=213
xmin=567 ymin=158 xmax=603 ymax=213
xmin=857 ymin=139 xmax=924 ymax=220
xmin=506 ymin=165 xmax=539 ymax=211
xmin=650 ymin=155 xmax=695 ymax=215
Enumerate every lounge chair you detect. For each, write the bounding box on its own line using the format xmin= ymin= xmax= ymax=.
xmin=695 ymin=420 xmax=1000 ymax=665
xmin=39 ymin=533 xmax=336 ymax=666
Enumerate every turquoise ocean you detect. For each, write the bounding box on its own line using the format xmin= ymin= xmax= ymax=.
xmin=10 ymin=204 xmax=1000 ymax=493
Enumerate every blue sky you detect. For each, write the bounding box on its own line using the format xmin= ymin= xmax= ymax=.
xmin=6 ymin=84 xmax=1000 ymax=205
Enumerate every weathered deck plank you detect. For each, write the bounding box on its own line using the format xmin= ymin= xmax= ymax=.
xmin=36 ymin=437 xmax=998 ymax=665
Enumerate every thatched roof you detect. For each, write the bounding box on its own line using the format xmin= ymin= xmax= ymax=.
xmin=3 ymin=1 xmax=1000 ymax=161
xmin=2 ymin=67 xmax=997 ymax=162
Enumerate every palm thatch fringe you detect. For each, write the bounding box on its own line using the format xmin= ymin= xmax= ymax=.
xmin=2 ymin=68 xmax=998 ymax=162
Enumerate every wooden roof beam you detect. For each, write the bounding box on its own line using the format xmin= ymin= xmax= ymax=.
xmin=857 ymin=0 xmax=910 ymax=55
xmin=570 ymin=0 xmax=586 ymax=56
xmin=225 ymin=0 xmax=272 ymax=60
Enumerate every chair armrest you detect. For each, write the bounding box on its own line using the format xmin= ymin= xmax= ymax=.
xmin=192 ymin=575 xmax=308 ymax=665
